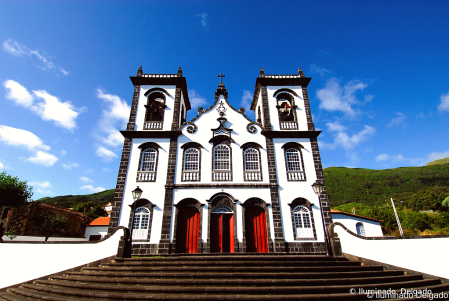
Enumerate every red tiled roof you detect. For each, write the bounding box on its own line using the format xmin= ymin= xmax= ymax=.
xmin=330 ymin=209 xmax=383 ymax=222
xmin=86 ymin=217 xmax=110 ymax=226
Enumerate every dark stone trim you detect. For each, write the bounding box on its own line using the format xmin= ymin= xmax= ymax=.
xmin=284 ymin=242 xmax=327 ymax=254
xmin=144 ymin=87 xmax=170 ymax=97
xmin=207 ymin=194 xmax=238 ymax=253
xmin=302 ymin=86 xmax=316 ymax=131
xmin=181 ymin=142 xmax=204 ymax=149
xmin=138 ymin=142 xmax=162 ymax=150
xmin=273 ymin=88 xmax=298 ymax=97
xmin=171 ymin=87 xmax=182 ymax=130
xmin=283 ymin=145 xmax=306 ymax=182
xmin=311 ymin=138 xmax=333 ymax=230
xmin=120 ymin=130 xmax=182 ymax=139
xmin=158 ymin=138 xmax=178 ymax=254
xmin=172 ymin=198 xmax=203 ymax=253
xmin=126 ymin=85 xmax=141 ymax=131
xmin=241 ymin=198 xmax=273 ymax=253
xmin=281 ymin=142 xmax=304 ymax=150
xmin=261 ymin=86 xmax=272 ymax=131
xmin=246 ymin=121 xmax=262 ymax=134
xmin=181 ymin=145 xmax=202 ymax=182
xmin=108 ymin=138 xmax=132 ymax=234
xmin=131 ymin=243 xmax=159 ymax=255
xmin=261 ymin=131 xmax=321 ymax=138
xmin=209 ymin=135 xmax=235 ymax=145
xmin=136 ymin=147 xmax=159 ymax=182
xmin=241 ymin=143 xmax=263 ymax=182
xmin=130 ymin=75 xmax=191 ymax=110
xmin=240 ymin=142 xmax=263 ymax=150
xmin=264 ymin=137 xmax=285 ymax=252
xmin=166 ymin=183 xmax=276 ymax=189
xmin=288 ymin=198 xmax=318 ymax=241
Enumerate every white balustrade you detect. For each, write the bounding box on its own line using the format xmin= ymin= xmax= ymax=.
xmin=182 ymin=172 xmax=200 ymax=181
xmin=244 ymin=172 xmax=262 ymax=181
xmin=143 ymin=122 xmax=163 ymax=130
xmin=280 ymin=121 xmax=298 ymax=130
xmin=212 ymin=171 xmax=232 ymax=181
xmin=287 ymin=171 xmax=305 ymax=181
xmin=136 ymin=172 xmax=156 ymax=182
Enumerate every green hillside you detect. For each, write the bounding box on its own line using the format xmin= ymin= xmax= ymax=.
xmin=426 ymin=157 xmax=449 ymax=166
xmin=37 ymin=189 xmax=114 ymax=212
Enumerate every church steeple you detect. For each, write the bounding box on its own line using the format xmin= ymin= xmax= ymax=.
xmin=215 ymin=72 xmax=228 ymax=101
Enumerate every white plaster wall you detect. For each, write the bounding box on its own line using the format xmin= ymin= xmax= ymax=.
xmin=84 ymin=226 xmax=109 ymax=239
xmin=177 ymin=95 xmax=268 ymax=184
xmin=134 ymin=85 xmax=177 ymax=131
xmin=172 ymin=188 xmax=273 ymax=243
xmin=334 ymin=224 xmax=449 ymax=280
xmin=273 ymin=138 xmax=325 ymax=243
xmin=117 ymin=138 xmax=170 ymax=244
xmin=266 ymin=86 xmax=307 ymax=131
xmin=332 ymin=214 xmax=383 ymax=237
xmin=0 ymin=228 xmax=125 ymax=289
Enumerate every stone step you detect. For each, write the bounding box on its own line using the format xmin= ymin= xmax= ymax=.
xmin=0 ymin=292 xmax=30 ymax=301
xmin=47 ymin=274 xmax=424 ymax=287
xmin=65 ymin=269 xmax=400 ymax=279
xmin=81 ymin=264 xmax=381 ymax=273
xmin=13 ymin=279 xmax=449 ymax=299
xmin=106 ymin=260 xmax=360 ymax=267
xmin=119 ymin=254 xmax=343 ymax=262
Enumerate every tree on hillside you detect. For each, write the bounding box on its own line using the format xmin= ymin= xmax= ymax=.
xmin=34 ymin=213 xmax=69 ymax=241
xmin=0 ymin=171 xmax=33 ymax=207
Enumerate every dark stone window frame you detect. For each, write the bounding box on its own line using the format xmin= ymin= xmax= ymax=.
xmin=281 ymin=142 xmax=306 ymax=182
xmin=172 ymin=198 xmax=204 ymax=253
xmin=136 ymin=142 xmax=161 ymax=182
xmin=241 ymin=142 xmax=263 ymax=182
xmin=181 ymin=142 xmax=203 ymax=182
xmin=274 ymin=90 xmax=299 ymax=130
xmin=143 ymin=88 xmax=169 ymax=130
xmin=206 ymin=193 xmax=238 ymax=253
xmin=288 ymin=198 xmax=317 ymax=241
xmin=127 ymin=198 xmax=156 ymax=242
xmin=210 ymin=137 xmax=234 ymax=182
xmin=240 ymin=198 xmax=273 ymax=253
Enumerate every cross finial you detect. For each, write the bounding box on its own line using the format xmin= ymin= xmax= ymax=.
xmin=218 ymin=73 xmax=225 ymax=84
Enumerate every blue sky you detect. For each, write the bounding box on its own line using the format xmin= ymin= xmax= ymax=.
xmin=1 ymin=1 xmax=449 ymax=199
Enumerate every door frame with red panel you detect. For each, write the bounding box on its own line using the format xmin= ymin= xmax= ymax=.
xmin=210 ymin=206 xmax=235 ymax=253
xmin=207 ymin=193 xmax=238 ymax=253
xmin=173 ymin=199 xmax=203 ymax=254
xmin=242 ymin=198 xmax=273 ymax=253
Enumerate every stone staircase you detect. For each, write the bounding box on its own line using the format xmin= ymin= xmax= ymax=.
xmin=1 ymin=254 xmax=448 ymax=300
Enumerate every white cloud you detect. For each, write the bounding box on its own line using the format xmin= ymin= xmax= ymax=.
xmin=387 ymin=112 xmax=406 ymax=127
xmin=195 ymin=13 xmax=209 ymax=28
xmin=79 ymin=176 xmax=92 ymax=183
xmin=96 ymin=89 xmax=129 ymax=148
xmin=29 ymin=181 xmax=51 ymax=188
xmin=61 ymin=162 xmax=79 ymax=170
xmin=102 ymin=167 xmax=111 ymax=172
xmin=323 ymin=122 xmax=376 ymax=151
xmin=375 ymin=154 xmax=390 ymax=162
xmin=437 ymin=90 xmax=449 ymax=112
xmin=2 ymin=39 xmax=68 ymax=76
xmin=35 ymin=188 xmax=54 ymax=195
xmin=421 ymin=150 xmax=449 ymax=165
xmin=188 ymin=89 xmax=207 ymax=111
xmin=310 ymin=64 xmax=331 ymax=77
xmin=0 ymin=162 xmax=3 ymax=169
xmin=240 ymin=90 xmax=255 ymax=119
xmin=96 ymin=146 xmax=118 ymax=162
xmin=3 ymin=80 xmax=33 ymax=107
xmin=0 ymin=125 xmax=50 ymax=151
xmin=316 ymin=78 xmax=369 ymax=117
xmin=26 ymin=151 xmax=58 ymax=167
xmin=60 ymin=150 xmax=67 ymax=156
xmin=326 ymin=121 xmax=347 ymax=132
xmin=3 ymin=80 xmax=84 ymax=130
xmin=80 ymin=185 xmax=106 ymax=193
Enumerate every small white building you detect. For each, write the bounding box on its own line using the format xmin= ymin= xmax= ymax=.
xmin=85 ymin=217 xmax=110 ymax=241
xmin=108 ymin=67 xmax=334 ymax=255
xmin=331 ymin=209 xmax=383 ymax=237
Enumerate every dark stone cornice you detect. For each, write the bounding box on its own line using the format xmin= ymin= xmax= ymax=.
xmin=120 ymin=130 xmax=182 ymax=139
xmin=130 ymin=76 xmax=191 ymax=110
xmin=261 ymin=130 xmax=321 ymax=139
xmin=166 ymin=183 xmax=278 ymax=189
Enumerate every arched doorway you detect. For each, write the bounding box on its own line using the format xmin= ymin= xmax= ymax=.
xmin=176 ymin=205 xmax=200 ymax=253
xmin=211 ymin=206 xmax=235 ymax=253
xmin=245 ymin=205 xmax=269 ymax=253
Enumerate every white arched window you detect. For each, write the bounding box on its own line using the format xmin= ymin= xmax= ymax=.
xmin=293 ymin=206 xmax=313 ymax=238
xmin=244 ymin=148 xmax=260 ymax=171
xmin=214 ymin=145 xmax=230 ymax=170
xmin=132 ymin=207 xmax=150 ymax=240
xmin=356 ymin=222 xmax=366 ymax=236
xmin=184 ymin=148 xmax=199 ymax=171
xmin=141 ymin=149 xmax=157 ymax=172
xmin=285 ymin=148 xmax=305 ymax=181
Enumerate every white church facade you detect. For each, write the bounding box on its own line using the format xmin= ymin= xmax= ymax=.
xmin=108 ymin=67 xmax=333 ymax=255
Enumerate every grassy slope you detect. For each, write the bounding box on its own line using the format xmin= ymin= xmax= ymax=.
xmin=426 ymin=157 xmax=449 ymax=166
xmin=37 ymin=189 xmax=114 ymax=209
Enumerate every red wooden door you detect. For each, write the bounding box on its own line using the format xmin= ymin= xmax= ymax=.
xmin=211 ymin=213 xmax=235 ymax=253
xmin=245 ymin=206 xmax=268 ymax=253
xmin=176 ymin=206 xmax=200 ymax=253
